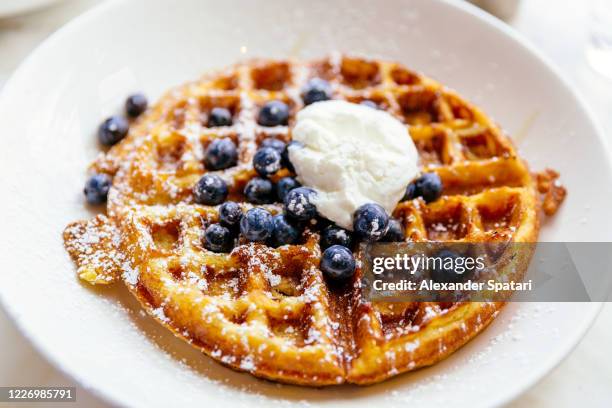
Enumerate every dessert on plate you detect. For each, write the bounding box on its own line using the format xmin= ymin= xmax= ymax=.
xmin=63 ymin=55 xmax=565 ymax=385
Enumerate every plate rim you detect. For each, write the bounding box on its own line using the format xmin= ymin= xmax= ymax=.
xmin=0 ymin=0 xmax=608 ymax=407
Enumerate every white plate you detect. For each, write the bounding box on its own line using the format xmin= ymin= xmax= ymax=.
xmin=0 ymin=0 xmax=610 ymax=407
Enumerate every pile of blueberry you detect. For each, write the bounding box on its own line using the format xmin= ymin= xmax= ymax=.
xmin=84 ymin=93 xmax=148 ymax=205
xmin=195 ymin=132 xmax=443 ymax=282
xmin=83 ymin=87 xmax=445 ymax=283
xmin=194 ymin=134 xmax=309 ymax=254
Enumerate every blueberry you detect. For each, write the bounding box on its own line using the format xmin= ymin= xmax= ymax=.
xmin=125 ymin=93 xmax=148 ymax=118
xmin=258 ymin=100 xmax=289 ymax=126
xmin=430 ymin=249 xmax=471 ymax=283
xmin=404 ymin=173 xmax=443 ymax=203
xmin=353 ymin=203 xmax=389 ymax=242
xmin=253 ymin=147 xmax=281 ymax=177
xmin=276 ymin=177 xmax=300 ymax=202
xmin=194 ymin=174 xmax=228 ymax=205
xmin=320 ymin=245 xmax=356 ymax=281
xmin=219 ymin=201 xmax=242 ymax=227
xmin=271 ymin=214 xmax=301 ymax=246
xmin=284 ymin=187 xmax=317 ymax=221
xmin=240 ymin=207 xmax=274 ymax=242
xmin=320 ymin=225 xmax=352 ymax=250
xmin=204 ymin=138 xmax=238 ymax=170
xmin=416 ymin=173 xmax=443 ymax=203
xmin=381 ymin=218 xmax=405 ymax=242
xmin=360 ymin=100 xmax=378 ymax=109
xmin=260 ymin=137 xmax=286 ymax=155
xmin=203 ymin=223 xmax=233 ymax=252
xmin=282 ymin=140 xmax=302 ymax=172
xmin=208 ymin=107 xmax=233 ymax=127
xmin=302 ymin=78 xmax=332 ymax=105
xmin=244 ymin=177 xmax=275 ymax=204
xmin=98 ymin=116 xmax=128 ymax=146
xmin=84 ymin=173 xmax=111 ymax=205
xmin=402 ymin=182 xmax=418 ymax=201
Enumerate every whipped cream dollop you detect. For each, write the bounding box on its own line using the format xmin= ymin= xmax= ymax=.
xmin=289 ymin=100 xmax=419 ymax=230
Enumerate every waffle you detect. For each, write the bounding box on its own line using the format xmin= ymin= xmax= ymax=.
xmin=63 ymin=55 xmax=564 ymax=386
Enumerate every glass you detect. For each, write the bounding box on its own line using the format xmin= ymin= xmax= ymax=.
xmin=586 ymin=0 xmax=612 ymax=79
xmin=466 ymin=0 xmax=521 ymax=21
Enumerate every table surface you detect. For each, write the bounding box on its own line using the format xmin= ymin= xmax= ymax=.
xmin=0 ymin=1 xmax=610 ymax=407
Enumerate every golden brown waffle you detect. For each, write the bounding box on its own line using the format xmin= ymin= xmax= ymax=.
xmin=63 ymin=55 xmax=560 ymax=386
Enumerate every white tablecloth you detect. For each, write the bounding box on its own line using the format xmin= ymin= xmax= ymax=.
xmin=1 ymin=1 xmax=610 ymax=406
